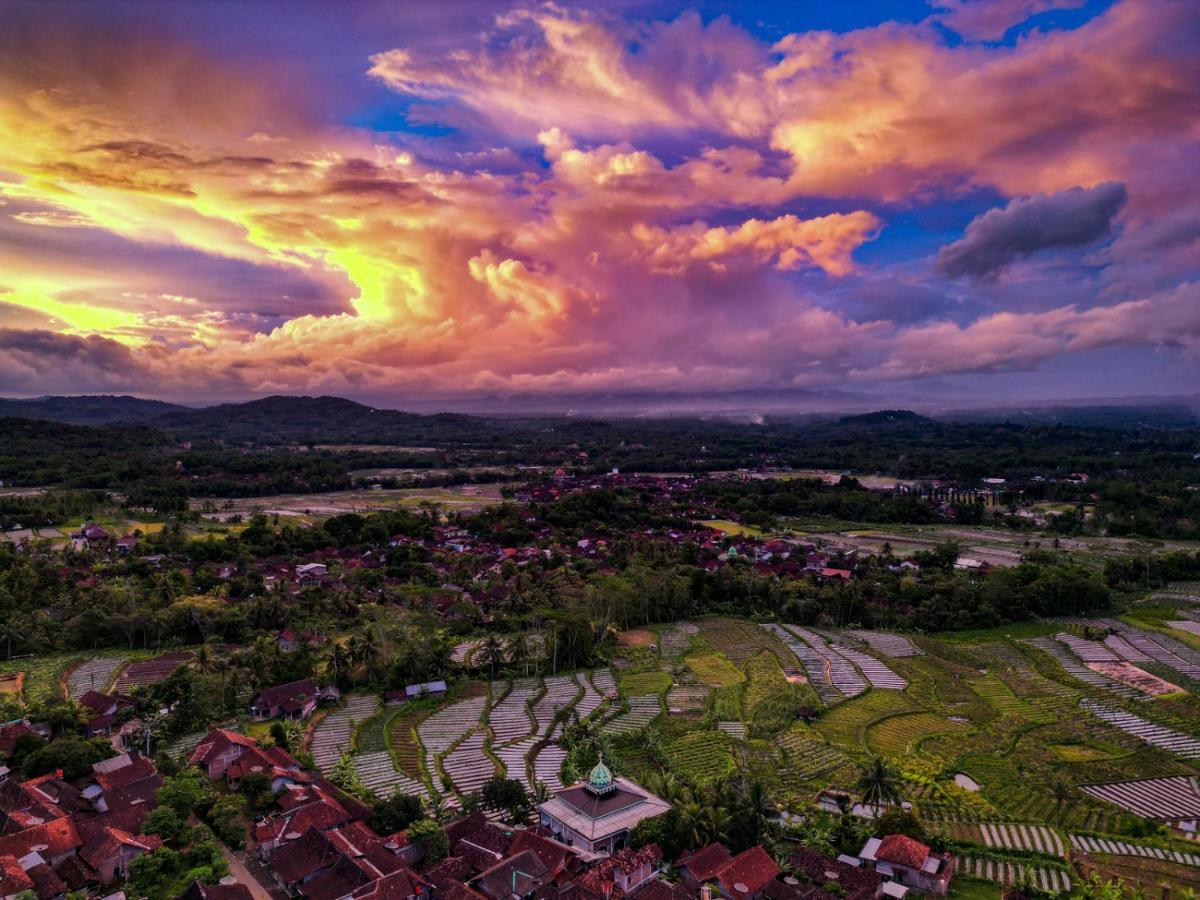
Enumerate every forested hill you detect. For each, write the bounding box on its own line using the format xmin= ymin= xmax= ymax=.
xmin=0 ymin=394 xmax=187 ymax=424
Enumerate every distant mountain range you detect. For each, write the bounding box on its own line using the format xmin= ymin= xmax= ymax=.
xmin=0 ymin=393 xmax=1196 ymax=442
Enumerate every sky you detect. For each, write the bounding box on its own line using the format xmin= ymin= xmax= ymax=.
xmin=0 ymin=0 xmax=1198 ymax=410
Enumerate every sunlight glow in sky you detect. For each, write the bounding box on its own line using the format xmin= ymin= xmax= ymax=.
xmin=0 ymin=0 xmax=1198 ymax=406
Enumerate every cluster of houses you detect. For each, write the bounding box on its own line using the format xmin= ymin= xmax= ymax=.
xmin=0 ymin=748 xmax=166 ymax=897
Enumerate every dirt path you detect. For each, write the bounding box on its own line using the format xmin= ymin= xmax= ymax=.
xmin=217 ymin=845 xmax=284 ymax=900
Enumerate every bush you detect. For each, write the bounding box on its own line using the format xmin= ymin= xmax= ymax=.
xmin=143 ymin=805 xmax=185 ymax=843
xmin=370 ymin=792 xmax=424 ymax=835
xmin=206 ymin=795 xmax=247 ymax=850
xmin=408 ymin=818 xmax=449 ymax=863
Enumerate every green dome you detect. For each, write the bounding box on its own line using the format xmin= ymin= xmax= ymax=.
xmin=589 ymin=758 xmax=612 ymax=787
xmin=587 ymin=755 xmax=615 ymax=794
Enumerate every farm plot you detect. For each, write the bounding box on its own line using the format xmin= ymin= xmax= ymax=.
xmin=831 ymin=645 xmax=906 ymax=690
xmin=866 ymin=712 xmax=966 ymax=757
xmin=533 ymin=744 xmax=567 ymax=791
xmin=443 ymin=730 xmax=495 ymax=796
xmin=1070 ymin=835 xmax=1200 ymax=867
xmin=490 ymin=679 xmax=539 ymax=744
xmin=775 ymin=724 xmax=852 ymax=780
xmin=311 ymin=695 xmax=379 ymax=773
xmin=387 ymin=709 xmax=428 ymax=779
xmin=717 ymin=721 xmax=747 ymax=740
xmin=113 ymin=652 xmax=194 ymax=692
xmin=1097 ymin=622 xmax=1200 ymax=681
xmin=496 ymin=737 xmax=538 ymax=789
xmin=684 ymin=652 xmax=744 ymax=688
xmin=763 ymin=624 xmax=839 ymax=704
xmin=1087 ymin=662 xmax=1182 ymax=696
xmin=418 ymin=696 xmax=487 ymax=763
xmin=968 ymin=674 xmax=1053 ymax=723
xmin=659 ymin=623 xmax=698 ymax=659
xmin=815 ymin=690 xmax=917 ymax=753
xmin=591 ymin=669 xmax=618 ymax=699
xmin=619 ymin=670 xmax=670 ymax=697
xmin=978 ymin=822 xmax=1065 ymax=856
xmin=667 ymin=683 xmax=709 ymax=713
xmin=531 ymin=676 xmax=582 ymax=738
xmin=848 ymin=630 xmax=922 ymax=658
xmin=666 ymin=731 xmax=735 ymax=785
xmin=452 ymin=640 xmax=481 ymax=665
xmin=575 ymin=672 xmax=607 ymax=719
xmin=784 ymin=625 xmax=868 ymax=697
xmin=1022 ymin=638 xmax=1143 ymax=700
xmin=1080 ymin=699 xmax=1200 ymax=758
xmin=602 ymin=696 xmax=662 ymax=734
xmin=1080 ymin=777 xmax=1200 ymax=820
xmin=1056 ymin=633 xmax=1119 ymax=662
xmin=66 ymin=656 xmax=125 ymax=699
xmin=702 ymin=618 xmax=795 ymax=667
xmin=958 ymin=857 xmax=1071 ymax=893
xmin=1169 ymin=621 xmax=1200 ymax=638
xmin=353 ymin=750 xmax=428 ymax=801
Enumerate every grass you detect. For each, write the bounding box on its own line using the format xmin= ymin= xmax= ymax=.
xmin=685 ymin=651 xmax=744 ymax=688
xmin=967 ymin=673 xmax=1053 ymax=723
xmin=947 ymin=877 xmax=1004 ymax=900
xmin=620 ymin=670 xmax=672 ymax=697
xmin=701 ymin=519 xmax=766 ymax=538
xmin=1050 ymin=743 xmax=1120 ymax=762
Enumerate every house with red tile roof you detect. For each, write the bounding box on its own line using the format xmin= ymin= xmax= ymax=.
xmin=675 ymin=842 xmax=733 ymax=893
xmin=711 ymin=846 xmax=780 ymax=900
xmin=569 ymin=843 xmax=662 ymax=899
xmin=859 ymin=835 xmax=954 ymax=896
xmin=179 ymin=879 xmax=256 ymax=900
xmin=190 ymin=728 xmax=307 ymax=793
xmin=249 ymin=678 xmax=319 ymax=721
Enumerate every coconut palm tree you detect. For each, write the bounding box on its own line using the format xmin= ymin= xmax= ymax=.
xmin=1050 ymin=778 xmax=1073 ymax=827
xmin=857 ymin=757 xmax=902 ymax=815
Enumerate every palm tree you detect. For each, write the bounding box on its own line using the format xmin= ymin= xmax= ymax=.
xmin=0 ymin=620 xmax=23 ymax=660
xmin=194 ymin=643 xmax=215 ymax=675
xmin=481 ymin=635 xmax=504 ymax=681
xmin=1050 ymin=778 xmax=1073 ymax=827
xmin=857 ymin=757 xmax=902 ymax=815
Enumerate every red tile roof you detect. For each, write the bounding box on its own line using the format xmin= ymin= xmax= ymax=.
xmin=714 ymin=846 xmax=780 ymax=897
xmin=677 ymin=842 xmax=733 ymax=881
xmin=0 ymin=816 xmax=82 ymax=859
xmin=876 ymin=834 xmax=932 ymax=870
xmin=0 ymin=854 xmax=34 ymax=896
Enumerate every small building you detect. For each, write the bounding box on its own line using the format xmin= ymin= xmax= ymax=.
xmin=405 ymin=680 xmax=448 ymax=701
xmin=537 ymin=758 xmax=671 ymax=855
xmin=859 ymin=835 xmax=954 ymax=897
xmin=249 ymin=679 xmax=319 ymax=721
xmin=296 ymin=562 xmax=327 ymax=585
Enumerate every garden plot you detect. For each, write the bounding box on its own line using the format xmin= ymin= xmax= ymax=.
xmin=113 ymin=651 xmax=194 ymax=692
xmin=717 ymin=721 xmax=747 ymax=739
xmin=784 ymin=626 xmax=868 ymax=697
xmin=1081 ymin=776 xmax=1200 ymax=820
xmin=496 ymin=737 xmax=538 ymax=789
xmin=312 ymin=695 xmax=380 ymax=773
xmin=66 ymin=656 xmax=125 ymax=698
xmin=775 ymin=725 xmax=851 ymax=780
xmin=958 ymin=857 xmax=1071 ymax=893
xmin=978 ymin=822 xmax=1064 ymax=856
xmin=831 ymin=645 xmax=907 ymax=690
xmin=1095 ymin=622 xmax=1200 ymax=681
xmin=762 ymin=625 xmax=839 ymax=704
xmin=1022 ymin=638 xmax=1144 ymax=699
xmin=659 ymin=623 xmax=697 ymax=659
xmin=443 ymin=730 xmax=495 ymax=796
xmin=452 ymin=640 xmax=482 ymax=665
xmin=1169 ymin=621 xmax=1200 ymax=638
xmin=667 ymin=684 xmax=709 ymax=713
xmin=866 ymin=712 xmax=966 ymax=757
xmin=1079 ymin=699 xmax=1200 ymax=758
xmin=967 ymin=674 xmax=1053 ymax=723
xmin=490 ymin=679 xmax=540 ymax=744
xmin=591 ymin=669 xmax=618 ymax=699
xmin=1070 ymin=835 xmax=1200 ymax=867
xmin=602 ymin=696 xmax=661 ymax=734
xmin=815 ymin=690 xmax=917 ymax=752
xmin=533 ymin=744 xmax=566 ymax=790
xmin=1086 ymin=662 xmax=1182 ymax=695
xmin=848 ymin=630 xmax=922 ymax=657
xmin=1056 ymin=633 xmax=1119 ymax=662
xmin=531 ymin=676 xmax=582 ymax=738
xmin=353 ymin=750 xmax=428 ymax=801
xmin=667 ymin=731 xmax=735 ymax=785
xmin=575 ymin=672 xmax=606 ymax=719
xmin=418 ymin=696 xmax=487 ymax=762
xmin=1104 ymin=635 xmax=1152 ymax=662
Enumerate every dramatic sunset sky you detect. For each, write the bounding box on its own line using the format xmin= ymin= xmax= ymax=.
xmin=1 ymin=0 xmax=1198 ymax=409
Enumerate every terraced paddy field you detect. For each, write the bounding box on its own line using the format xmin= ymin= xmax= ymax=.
xmin=866 ymin=711 xmax=968 ymax=756
xmin=665 ymin=731 xmax=736 ymax=785
xmin=814 ymin=689 xmax=920 ymax=752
